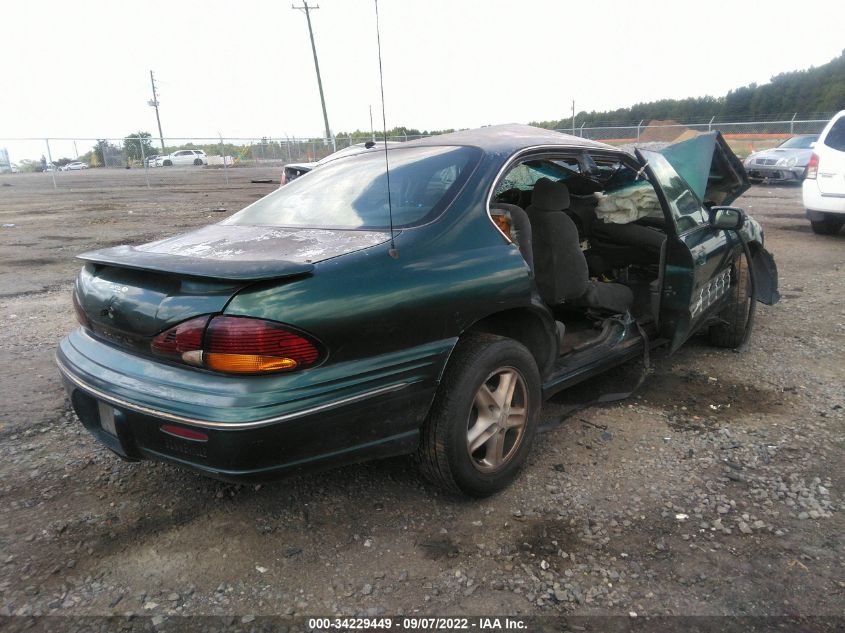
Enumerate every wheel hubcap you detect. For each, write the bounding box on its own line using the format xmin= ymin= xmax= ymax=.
xmin=466 ymin=367 xmax=528 ymax=473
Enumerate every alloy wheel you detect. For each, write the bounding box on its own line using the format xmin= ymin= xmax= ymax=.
xmin=466 ymin=367 xmax=528 ymax=472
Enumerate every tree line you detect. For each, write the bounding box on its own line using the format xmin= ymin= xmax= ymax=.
xmin=529 ymin=50 xmax=845 ymax=129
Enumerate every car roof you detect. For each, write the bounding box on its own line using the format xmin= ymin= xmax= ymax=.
xmin=403 ymin=123 xmax=616 ymax=154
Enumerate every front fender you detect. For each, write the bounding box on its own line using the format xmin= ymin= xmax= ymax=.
xmin=751 ymin=246 xmax=780 ymax=305
xmin=740 ymin=217 xmax=779 ymax=305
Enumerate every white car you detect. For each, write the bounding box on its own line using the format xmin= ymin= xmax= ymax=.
xmin=803 ymin=110 xmax=845 ymax=235
xmin=60 ymin=161 xmax=88 ymax=171
xmin=156 ymin=150 xmax=208 ymax=167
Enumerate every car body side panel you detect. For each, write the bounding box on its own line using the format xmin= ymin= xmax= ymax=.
xmin=226 ymin=235 xmax=535 ymax=370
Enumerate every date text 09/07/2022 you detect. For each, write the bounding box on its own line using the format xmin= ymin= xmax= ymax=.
xmin=307 ymin=617 xmax=527 ymax=630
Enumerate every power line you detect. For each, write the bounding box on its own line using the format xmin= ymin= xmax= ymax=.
xmin=292 ymin=2 xmax=332 ymax=146
xmin=148 ymin=71 xmax=165 ymax=151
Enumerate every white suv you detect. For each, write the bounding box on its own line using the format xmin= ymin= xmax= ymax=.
xmin=803 ymin=110 xmax=845 ymax=235
xmin=156 ymin=150 xmax=208 ymax=167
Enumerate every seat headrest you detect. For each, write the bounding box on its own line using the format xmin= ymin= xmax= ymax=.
xmin=531 ymin=177 xmax=570 ymax=211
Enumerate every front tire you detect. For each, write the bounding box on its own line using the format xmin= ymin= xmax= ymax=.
xmin=163 ymin=160 xmax=172 ymax=167
xmin=417 ymin=334 xmax=541 ymax=497
xmin=709 ymin=256 xmax=751 ymax=348
xmin=193 ymin=158 xmax=203 ymax=165
xmin=810 ymin=217 xmax=844 ymax=235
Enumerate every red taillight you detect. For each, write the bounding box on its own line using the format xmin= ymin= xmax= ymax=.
xmin=151 ymin=315 xmax=322 ymax=374
xmin=150 ymin=315 xmax=209 ymax=360
xmin=161 ymin=424 xmax=208 ymax=442
xmin=806 ymin=153 xmax=819 ymax=179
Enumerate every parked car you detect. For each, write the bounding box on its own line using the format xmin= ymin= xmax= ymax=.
xmin=156 ymin=150 xmax=208 ymax=167
xmin=744 ymin=134 xmax=818 ymax=183
xmin=280 ymin=141 xmax=403 ymax=185
xmin=57 ymin=125 xmax=779 ymax=496
xmin=60 ymin=161 xmax=89 ymax=171
xmin=803 ymin=110 xmax=845 ymax=234
xmin=146 ymin=155 xmax=162 ymax=168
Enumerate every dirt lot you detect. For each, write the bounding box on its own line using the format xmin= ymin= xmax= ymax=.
xmin=0 ymin=169 xmax=842 ymax=628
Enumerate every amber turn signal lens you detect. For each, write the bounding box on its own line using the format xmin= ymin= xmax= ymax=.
xmin=204 ymin=353 xmax=298 ymax=373
xmin=491 ymin=213 xmax=511 ymax=239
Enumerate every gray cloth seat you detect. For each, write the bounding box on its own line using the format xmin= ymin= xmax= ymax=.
xmin=525 ymin=178 xmax=632 ymax=314
xmin=591 ymin=220 xmax=665 ymax=267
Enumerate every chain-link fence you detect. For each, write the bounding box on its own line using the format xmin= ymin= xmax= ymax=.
xmin=0 ymin=115 xmax=835 ymax=188
xmin=559 ymin=114 xmax=835 ymax=155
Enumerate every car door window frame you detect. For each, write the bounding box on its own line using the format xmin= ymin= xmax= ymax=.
xmin=636 ymin=149 xmax=710 ymax=236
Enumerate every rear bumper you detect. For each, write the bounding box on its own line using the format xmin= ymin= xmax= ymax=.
xmin=57 ymin=328 xmax=449 ymax=480
xmin=803 ymin=179 xmax=845 ymax=215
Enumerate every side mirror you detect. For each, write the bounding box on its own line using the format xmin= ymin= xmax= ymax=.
xmin=709 ymin=206 xmax=746 ymax=231
xmin=809 ymin=141 xmax=816 ymax=148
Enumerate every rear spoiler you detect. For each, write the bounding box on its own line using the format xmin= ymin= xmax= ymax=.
xmin=78 ymin=245 xmax=314 ymax=282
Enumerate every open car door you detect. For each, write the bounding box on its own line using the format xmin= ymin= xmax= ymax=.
xmin=636 ymin=147 xmax=739 ymax=352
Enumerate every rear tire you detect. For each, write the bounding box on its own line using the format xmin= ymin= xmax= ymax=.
xmin=709 ymin=256 xmax=751 ymax=348
xmin=417 ymin=334 xmax=541 ymax=497
xmin=810 ymin=217 xmax=844 ymax=235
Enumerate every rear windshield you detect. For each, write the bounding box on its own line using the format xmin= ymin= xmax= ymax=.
xmin=225 ymin=145 xmax=480 ymax=229
xmin=823 ymin=117 xmax=845 ymax=152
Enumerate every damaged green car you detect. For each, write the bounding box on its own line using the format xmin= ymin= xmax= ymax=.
xmin=57 ymin=125 xmax=778 ymax=496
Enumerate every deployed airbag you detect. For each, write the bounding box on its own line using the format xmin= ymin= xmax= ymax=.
xmin=594 ymin=181 xmax=662 ymax=224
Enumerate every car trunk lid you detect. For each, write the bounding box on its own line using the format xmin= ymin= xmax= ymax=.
xmin=75 ymin=224 xmax=390 ymax=354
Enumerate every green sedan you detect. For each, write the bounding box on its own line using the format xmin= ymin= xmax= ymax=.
xmin=57 ymin=125 xmax=779 ymax=496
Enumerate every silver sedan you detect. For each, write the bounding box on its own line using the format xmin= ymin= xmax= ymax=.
xmin=744 ymin=134 xmax=818 ymax=183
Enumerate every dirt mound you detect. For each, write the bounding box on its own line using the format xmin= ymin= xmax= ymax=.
xmin=639 ymin=119 xmax=690 ymax=142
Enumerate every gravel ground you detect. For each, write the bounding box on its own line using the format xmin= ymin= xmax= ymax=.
xmin=0 ymin=170 xmax=842 ymax=626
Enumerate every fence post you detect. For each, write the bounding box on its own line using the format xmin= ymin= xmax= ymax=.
xmin=708 ymin=116 xmax=715 ymax=132
xmin=790 ymin=113 xmax=797 ymax=135
xmin=138 ymin=135 xmax=150 ymax=188
xmin=636 ymin=120 xmax=644 ymax=143
xmin=579 ymin=122 xmax=585 ymax=138
xmin=219 ymin=133 xmax=229 ymax=185
xmin=44 ymin=139 xmax=56 ymax=189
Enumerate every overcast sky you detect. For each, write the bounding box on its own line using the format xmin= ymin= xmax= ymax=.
xmin=2 ymin=0 xmax=843 ymax=145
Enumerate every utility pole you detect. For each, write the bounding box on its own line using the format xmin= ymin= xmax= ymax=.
xmin=148 ymin=70 xmax=165 ymax=151
xmin=571 ymin=100 xmax=576 ymax=136
xmin=293 ymin=2 xmax=332 ymax=144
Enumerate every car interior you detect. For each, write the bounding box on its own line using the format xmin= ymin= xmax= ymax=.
xmin=490 ymin=152 xmax=668 ymax=355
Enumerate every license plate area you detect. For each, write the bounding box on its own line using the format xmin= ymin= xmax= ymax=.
xmin=97 ymin=401 xmax=118 ymax=436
